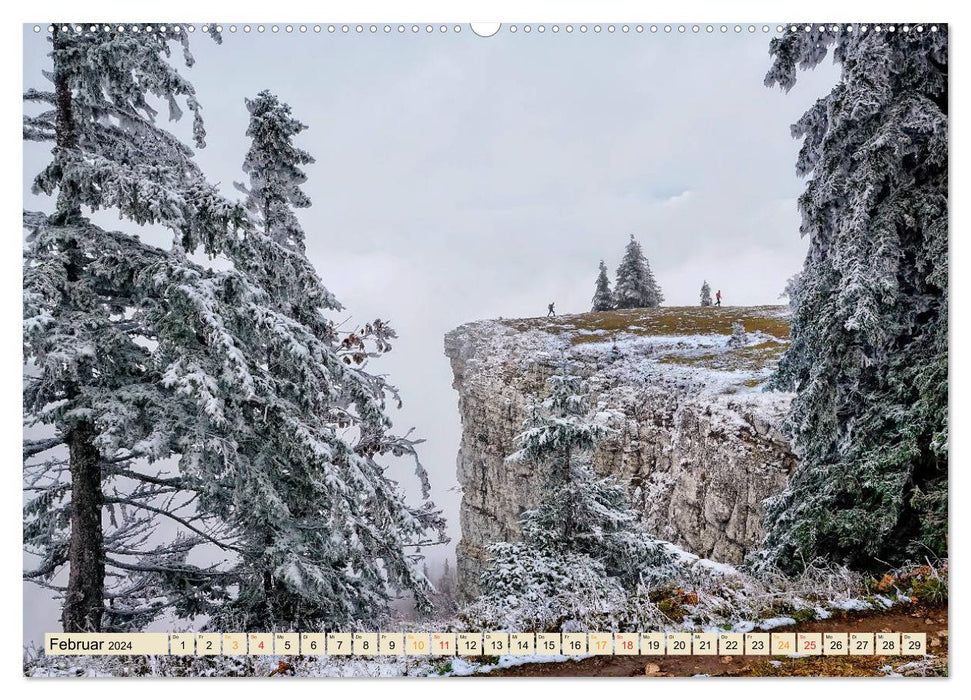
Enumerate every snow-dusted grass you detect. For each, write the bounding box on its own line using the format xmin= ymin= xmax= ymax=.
xmin=456 ymin=537 xmax=894 ymax=640
xmin=633 ymin=549 xmax=877 ymax=634
xmin=484 ymin=305 xmax=791 ymax=396
xmin=506 ymin=306 xmax=790 ymax=344
xmin=657 ymin=337 xmax=788 ymax=374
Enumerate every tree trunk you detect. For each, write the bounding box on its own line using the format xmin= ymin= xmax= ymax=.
xmin=61 ymin=423 xmax=105 ymax=632
xmin=51 ymin=29 xmax=105 ymax=632
xmin=52 ymin=27 xmax=80 ymax=219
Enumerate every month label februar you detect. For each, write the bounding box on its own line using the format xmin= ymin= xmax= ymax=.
xmin=45 ymin=633 xmax=169 ymax=656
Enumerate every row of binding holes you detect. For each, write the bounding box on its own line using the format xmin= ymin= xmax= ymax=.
xmin=34 ymin=24 xmax=942 ymax=34
xmin=35 ymin=24 xmax=464 ymax=34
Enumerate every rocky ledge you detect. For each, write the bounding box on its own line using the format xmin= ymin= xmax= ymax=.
xmin=444 ymin=306 xmax=797 ymax=598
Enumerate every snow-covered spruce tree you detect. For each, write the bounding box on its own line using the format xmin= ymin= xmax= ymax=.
xmin=464 ymin=366 xmax=672 ymax=630
xmin=760 ymin=26 xmax=948 ymax=573
xmin=641 ymin=258 xmax=664 ymax=307
xmin=22 ymin=24 xmax=246 ymax=633
xmin=510 ymin=369 xmax=607 ymax=490
xmin=439 ymin=558 xmax=456 ymax=600
xmin=591 ymin=260 xmax=614 ymax=312
xmin=613 ymin=235 xmax=664 ymax=308
xmin=426 ymin=558 xmax=458 ymax=616
xmin=203 ymin=91 xmax=446 ymax=631
xmin=235 ymin=90 xmax=313 ymax=253
xmin=24 ymin=28 xmax=444 ymax=635
xmin=700 ymin=280 xmax=713 ymax=307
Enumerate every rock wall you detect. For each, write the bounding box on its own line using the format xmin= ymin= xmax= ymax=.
xmin=444 ymin=307 xmax=797 ymax=598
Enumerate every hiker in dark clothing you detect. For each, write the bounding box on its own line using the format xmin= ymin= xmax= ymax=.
xmin=547 ymin=302 xmax=555 ymax=317
xmin=715 ymin=290 xmax=722 ymax=307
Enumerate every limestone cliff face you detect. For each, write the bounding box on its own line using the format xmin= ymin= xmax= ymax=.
xmin=444 ymin=306 xmax=798 ymax=598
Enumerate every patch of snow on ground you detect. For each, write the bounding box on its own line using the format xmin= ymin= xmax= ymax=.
xmin=759 ymin=617 xmax=797 ymax=630
xmin=694 ymin=558 xmax=740 ymax=576
xmin=571 ymin=333 xmax=724 ymax=357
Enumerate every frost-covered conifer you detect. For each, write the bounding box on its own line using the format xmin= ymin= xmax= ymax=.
xmin=700 ymin=281 xmax=712 ymax=307
xmin=613 ymin=235 xmax=663 ymax=308
xmin=507 ymin=370 xmax=608 ymax=487
xmin=426 ymin=558 xmax=458 ymax=615
xmin=23 ymin=29 xmax=444 ymax=635
xmin=235 ymin=91 xmax=314 ymax=252
xmin=206 ymin=92 xmax=446 ymax=631
xmin=23 ymin=24 xmax=243 ymax=633
xmin=466 ymin=366 xmax=672 ymax=630
xmin=760 ymin=26 xmax=948 ymax=572
xmin=591 ymin=260 xmax=614 ymax=312
xmin=440 ymin=557 xmax=456 ymax=598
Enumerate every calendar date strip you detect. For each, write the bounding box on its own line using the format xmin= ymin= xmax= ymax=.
xmin=44 ymin=631 xmax=931 ymax=657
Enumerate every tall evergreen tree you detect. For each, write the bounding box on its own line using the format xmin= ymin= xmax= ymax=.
xmin=591 ymin=260 xmax=614 ymax=311
xmin=428 ymin=557 xmax=458 ymax=615
xmin=439 ymin=557 xmax=456 ymax=599
xmin=23 ymin=24 xmax=242 ymax=632
xmin=466 ymin=365 xmax=672 ymax=629
xmin=613 ymin=235 xmax=663 ymax=308
xmin=207 ymin=91 xmax=446 ymax=630
xmin=24 ymin=29 xmax=445 ymax=635
xmin=700 ymin=280 xmax=713 ymax=307
xmin=235 ymin=90 xmax=314 ymax=253
xmin=760 ymin=26 xmax=948 ymax=573
xmin=509 ymin=369 xmax=606 ymax=487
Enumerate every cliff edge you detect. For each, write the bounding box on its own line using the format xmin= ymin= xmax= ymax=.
xmin=444 ymin=306 xmax=798 ymax=598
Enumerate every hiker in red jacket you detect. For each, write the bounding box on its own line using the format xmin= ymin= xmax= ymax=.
xmin=715 ymin=290 xmax=722 ymax=307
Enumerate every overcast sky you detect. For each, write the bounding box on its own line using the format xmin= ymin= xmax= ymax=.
xmin=22 ymin=25 xmax=840 ymax=639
